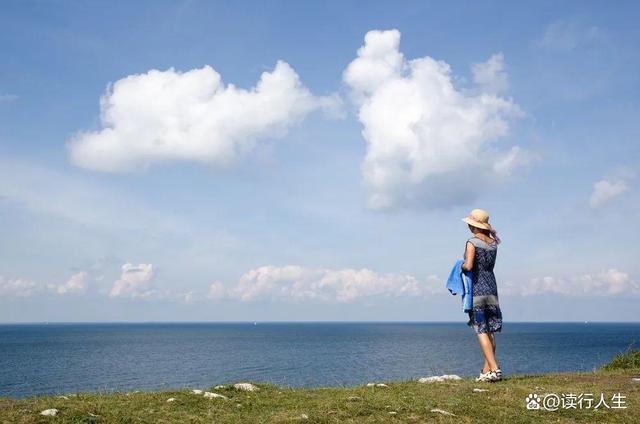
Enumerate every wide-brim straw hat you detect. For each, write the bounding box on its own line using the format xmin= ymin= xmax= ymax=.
xmin=462 ymin=208 xmax=492 ymax=231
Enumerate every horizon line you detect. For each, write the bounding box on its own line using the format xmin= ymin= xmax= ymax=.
xmin=1 ymin=320 xmax=639 ymax=325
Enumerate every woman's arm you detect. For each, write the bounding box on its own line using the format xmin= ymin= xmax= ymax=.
xmin=462 ymin=241 xmax=475 ymax=272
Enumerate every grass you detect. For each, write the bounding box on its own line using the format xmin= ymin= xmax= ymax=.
xmin=1 ymin=352 xmax=639 ymax=423
xmin=603 ymin=346 xmax=640 ymax=371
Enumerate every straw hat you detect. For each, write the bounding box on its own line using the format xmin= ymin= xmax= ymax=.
xmin=462 ymin=209 xmax=492 ymax=231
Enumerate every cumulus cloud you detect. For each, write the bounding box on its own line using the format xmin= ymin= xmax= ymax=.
xmin=222 ymin=265 xmax=437 ymax=303
xmin=0 ymin=276 xmax=39 ymax=297
xmin=589 ymin=172 xmax=632 ymax=208
xmin=109 ymin=263 xmax=155 ymax=299
xmin=54 ymin=271 xmax=88 ymax=294
xmin=502 ymin=269 xmax=640 ymax=296
xmin=472 ymin=53 xmax=509 ymax=94
xmin=69 ymin=61 xmax=338 ymax=171
xmin=1 ymin=272 xmax=91 ymax=297
xmin=343 ymin=29 xmax=526 ymax=210
xmin=208 ymin=281 xmax=227 ymax=300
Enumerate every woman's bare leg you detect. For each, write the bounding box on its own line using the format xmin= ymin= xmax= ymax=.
xmin=482 ymin=333 xmax=496 ymax=372
xmin=477 ymin=333 xmax=498 ymax=372
xmin=489 ymin=333 xmax=500 ymax=368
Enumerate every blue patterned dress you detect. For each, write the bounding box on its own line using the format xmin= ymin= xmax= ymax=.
xmin=466 ymin=236 xmax=503 ymax=334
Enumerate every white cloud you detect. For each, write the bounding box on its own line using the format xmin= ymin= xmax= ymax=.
xmin=492 ymin=146 xmax=536 ymax=176
xmin=69 ymin=61 xmax=337 ymax=172
xmin=208 ymin=281 xmax=227 ymax=300
xmin=55 ymin=271 xmax=88 ymax=294
xmin=109 ymin=263 xmax=155 ymax=299
xmin=589 ymin=178 xmax=630 ymax=208
xmin=472 ymin=53 xmax=509 ymax=94
xmin=0 ymin=272 xmax=90 ymax=297
xmin=225 ymin=265 xmax=436 ymax=303
xmin=0 ymin=276 xmax=39 ymax=297
xmin=343 ymin=29 xmax=525 ymax=210
xmin=502 ymin=269 xmax=640 ymax=296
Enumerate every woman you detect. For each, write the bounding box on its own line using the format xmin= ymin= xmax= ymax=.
xmin=461 ymin=209 xmax=503 ymax=382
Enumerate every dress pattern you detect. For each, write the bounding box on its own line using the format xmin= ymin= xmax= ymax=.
xmin=466 ymin=237 xmax=502 ymax=334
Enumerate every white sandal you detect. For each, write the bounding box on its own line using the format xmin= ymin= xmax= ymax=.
xmin=475 ymin=370 xmax=492 ymax=382
xmin=476 ymin=369 xmax=501 ymax=382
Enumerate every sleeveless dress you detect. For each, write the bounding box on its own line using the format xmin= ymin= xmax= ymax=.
xmin=466 ymin=236 xmax=502 ymax=334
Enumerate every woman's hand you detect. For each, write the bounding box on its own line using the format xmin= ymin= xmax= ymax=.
xmin=462 ymin=241 xmax=475 ymax=271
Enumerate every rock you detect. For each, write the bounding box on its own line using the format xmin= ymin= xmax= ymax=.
xmin=192 ymin=389 xmax=203 ymax=394
xmin=418 ymin=374 xmax=462 ymax=383
xmin=388 ymin=411 xmax=398 ymax=415
xmin=473 ymin=388 xmax=489 ymax=392
xmin=57 ymin=395 xmax=69 ymax=400
xmin=347 ymin=396 xmax=361 ymax=401
xmin=327 ymin=410 xmax=337 ymax=415
xmin=367 ymin=382 xmax=388 ymax=388
xmin=233 ymin=382 xmax=259 ymax=392
xmin=300 ymin=413 xmax=309 ymax=419
xmin=214 ymin=385 xmax=226 ymax=389
xmin=632 ymin=377 xmax=640 ymax=382
xmin=431 ymin=408 xmax=456 ymax=416
xmin=166 ymin=398 xmax=177 ymax=402
xmin=203 ymin=392 xmax=228 ymax=400
xmin=40 ymin=409 xmax=59 ymax=416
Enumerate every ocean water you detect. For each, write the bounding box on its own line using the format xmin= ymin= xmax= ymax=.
xmin=1 ymin=322 xmax=638 ymax=398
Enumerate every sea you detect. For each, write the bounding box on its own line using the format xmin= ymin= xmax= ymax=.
xmin=1 ymin=322 xmax=638 ymax=398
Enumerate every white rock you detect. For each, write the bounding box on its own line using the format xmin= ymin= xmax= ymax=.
xmin=214 ymin=385 xmax=226 ymax=389
xmin=366 ymin=382 xmax=375 ymax=387
xmin=388 ymin=411 xmax=397 ymax=415
xmin=376 ymin=383 xmax=389 ymax=388
xmin=192 ymin=389 xmax=203 ymax=394
xmin=166 ymin=398 xmax=177 ymax=402
xmin=632 ymin=377 xmax=640 ymax=382
xmin=431 ymin=408 xmax=456 ymax=416
xmin=233 ymin=382 xmax=259 ymax=392
xmin=40 ymin=409 xmax=59 ymax=416
xmin=203 ymin=391 xmax=228 ymax=399
xmin=301 ymin=413 xmax=309 ymax=419
xmin=473 ymin=388 xmax=489 ymax=392
xmin=57 ymin=395 xmax=69 ymax=400
xmin=418 ymin=374 xmax=462 ymax=383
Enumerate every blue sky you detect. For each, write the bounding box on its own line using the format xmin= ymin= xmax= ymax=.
xmin=1 ymin=1 xmax=639 ymax=322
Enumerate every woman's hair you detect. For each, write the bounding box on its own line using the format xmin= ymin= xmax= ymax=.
xmin=469 ymin=225 xmax=501 ymax=244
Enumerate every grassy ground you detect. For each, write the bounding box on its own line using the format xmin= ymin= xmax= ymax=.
xmin=2 ymin=354 xmax=639 ymax=423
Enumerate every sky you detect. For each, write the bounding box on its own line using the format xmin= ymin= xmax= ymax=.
xmin=1 ymin=0 xmax=639 ymax=322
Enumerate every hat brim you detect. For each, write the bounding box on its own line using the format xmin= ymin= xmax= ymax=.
xmin=462 ymin=217 xmax=492 ymax=230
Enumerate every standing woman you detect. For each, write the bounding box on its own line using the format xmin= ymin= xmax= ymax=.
xmin=461 ymin=209 xmax=503 ymax=382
